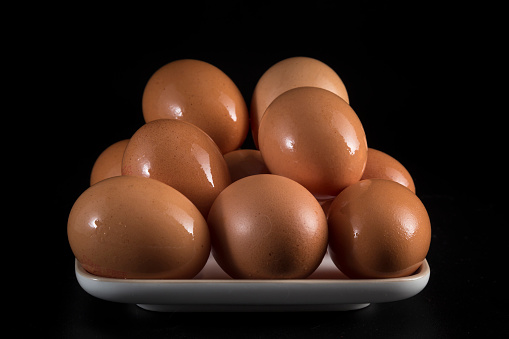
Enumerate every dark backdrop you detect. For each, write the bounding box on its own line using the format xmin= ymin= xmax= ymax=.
xmin=38 ymin=4 xmax=504 ymax=337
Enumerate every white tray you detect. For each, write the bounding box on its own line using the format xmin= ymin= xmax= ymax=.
xmin=75 ymin=252 xmax=430 ymax=312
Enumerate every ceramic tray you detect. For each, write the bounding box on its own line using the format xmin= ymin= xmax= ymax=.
xmin=75 ymin=252 xmax=430 ymax=312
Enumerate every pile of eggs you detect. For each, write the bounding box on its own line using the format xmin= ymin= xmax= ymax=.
xmin=68 ymin=57 xmax=431 ymax=280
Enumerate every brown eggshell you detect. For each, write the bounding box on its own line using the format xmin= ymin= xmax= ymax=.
xmin=67 ymin=176 xmax=211 ymax=279
xmin=328 ymin=179 xmax=431 ymax=279
xmin=121 ymin=119 xmax=231 ymax=217
xmin=250 ymin=56 xmax=349 ymax=147
xmin=142 ymin=59 xmax=249 ymax=154
xmin=207 ymin=174 xmax=328 ymax=279
xmin=318 ymin=198 xmax=334 ymax=218
xmin=361 ymin=148 xmax=416 ymax=193
xmin=223 ymin=149 xmax=270 ymax=182
xmin=258 ymin=87 xmax=367 ymax=198
xmin=90 ymin=139 xmax=129 ymax=186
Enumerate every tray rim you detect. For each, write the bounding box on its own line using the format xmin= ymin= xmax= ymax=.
xmin=74 ymin=257 xmax=430 ymax=311
xmin=75 ymin=258 xmax=429 ymax=285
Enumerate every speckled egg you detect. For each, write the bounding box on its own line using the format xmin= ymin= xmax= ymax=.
xmin=327 ymin=179 xmax=431 ymax=279
xmin=121 ymin=119 xmax=231 ymax=217
xmin=207 ymin=174 xmax=328 ymax=279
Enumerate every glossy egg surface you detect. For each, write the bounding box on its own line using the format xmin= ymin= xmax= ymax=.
xmin=327 ymin=179 xmax=431 ymax=279
xmin=250 ymin=56 xmax=349 ymax=146
xmin=207 ymin=174 xmax=328 ymax=279
xmin=259 ymin=87 xmax=367 ymax=198
xmin=90 ymin=139 xmax=129 ymax=186
xmin=361 ymin=148 xmax=416 ymax=193
xmin=142 ymin=59 xmax=249 ymax=154
xmin=121 ymin=119 xmax=231 ymax=217
xmin=67 ymin=176 xmax=211 ymax=279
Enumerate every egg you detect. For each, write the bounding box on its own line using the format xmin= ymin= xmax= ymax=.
xmin=361 ymin=148 xmax=416 ymax=193
xmin=223 ymin=149 xmax=270 ymax=182
xmin=327 ymin=179 xmax=431 ymax=279
xmin=121 ymin=119 xmax=231 ymax=217
xmin=142 ymin=59 xmax=249 ymax=154
xmin=258 ymin=87 xmax=367 ymax=198
xmin=250 ymin=56 xmax=349 ymax=147
xmin=67 ymin=176 xmax=211 ymax=279
xmin=90 ymin=139 xmax=129 ymax=186
xmin=207 ymin=174 xmax=328 ymax=279
xmin=318 ymin=198 xmax=334 ymax=217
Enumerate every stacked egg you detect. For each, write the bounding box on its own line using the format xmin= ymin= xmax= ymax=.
xmin=68 ymin=57 xmax=431 ymax=280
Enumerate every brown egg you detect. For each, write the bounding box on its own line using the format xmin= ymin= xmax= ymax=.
xmin=90 ymin=139 xmax=129 ymax=186
xmin=142 ymin=59 xmax=249 ymax=154
xmin=258 ymin=87 xmax=367 ymax=198
xmin=361 ymin=148 xmax=416 ymax=193
xmin=207 ymin=174 xmax=328 ymax=279
xmin=121 ymin=119 xmax=231 ymax=217
xmin=67 ymin=176 xmax=211 ymax=279
xmin=223 ymin=149 xmax=270 ymax=182
xmin=318 ymin=198 xmax=334 ymax=218
xmin=250 ymin=56 xmax=349 ymax=147
xmin=328 ymin=179 xmax=431 ymax=279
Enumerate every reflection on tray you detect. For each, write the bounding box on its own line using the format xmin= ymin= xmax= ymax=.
xmin=195 ymin=252 xmax=350 ymax=280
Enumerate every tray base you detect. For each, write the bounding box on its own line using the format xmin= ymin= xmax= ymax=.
xmin=75 ymin=254 xmax=429 ymax=312
xmin=137 ymin=303 xmax=371 ymax=312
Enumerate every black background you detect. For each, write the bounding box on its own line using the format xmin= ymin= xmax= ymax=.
xmin=31 ymin=3 xmax=505 ymax=337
